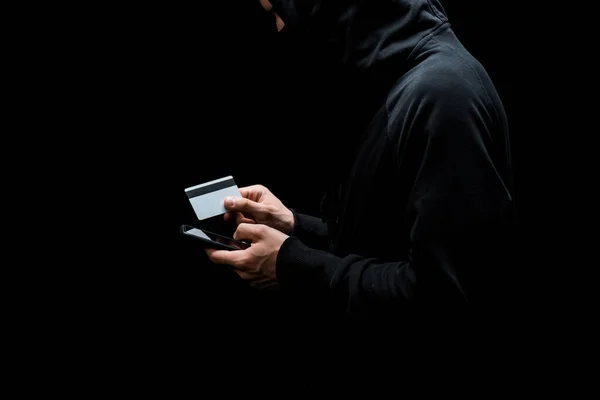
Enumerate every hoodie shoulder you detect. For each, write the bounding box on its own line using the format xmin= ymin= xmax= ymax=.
xmin=386 ymin=31 xmax=502 ymax=139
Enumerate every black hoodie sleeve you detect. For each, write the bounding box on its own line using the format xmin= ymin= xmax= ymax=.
xmin=275 ymin=83 xmax=514 ymax=315
xmin=288 ymin=208 xmax=330 ymax=250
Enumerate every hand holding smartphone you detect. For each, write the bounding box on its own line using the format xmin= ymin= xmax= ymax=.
xmin=180 ymin=224 xmax=250 ymax=251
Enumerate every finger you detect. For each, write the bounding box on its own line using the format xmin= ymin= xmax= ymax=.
xmin=236 ymin=213 xmax=255 ymax=226
xmin=234 ymin=223 xmax=266 ymax=241
xmin=205 ymin=248 xmax=218 ymax=261
xmin=275 ymin=13 xmax=285 ymax=31
xmin=239 ymin=185 xmax=266 ymax=202
xmin=224 ymin=196 xmax=264 ymax=215
xmin=241 ymin=211 xmax=254 ymax=220
xmin=259 ymin=0 xmax=273 ymax=12
xmin=224 ymin=211 xmax=254 ymax=226
xmin=206 ymin=248 xmax=246 ymax=267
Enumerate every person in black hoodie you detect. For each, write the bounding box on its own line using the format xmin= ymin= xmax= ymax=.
xmin=206 ymin=0 xmax=516 ymax=320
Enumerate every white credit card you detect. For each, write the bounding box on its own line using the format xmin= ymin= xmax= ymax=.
xmin=184 ymin=176 xmax=241 ymax=220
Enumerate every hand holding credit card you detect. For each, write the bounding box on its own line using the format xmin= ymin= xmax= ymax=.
xmin=182 ymin=175 xmax=248 ymax=251
xmin=184 ymin=179 xmax=289 ymax=289
xmin=184 ymin=176 xmax=241 ymax=220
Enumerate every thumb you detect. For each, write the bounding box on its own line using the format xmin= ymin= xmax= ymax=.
xmin=224 ymin=196 xmax=262 ymax=214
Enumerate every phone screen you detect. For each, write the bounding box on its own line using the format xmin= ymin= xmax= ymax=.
xmin=183 ymin=227 xmax=250 ymax=250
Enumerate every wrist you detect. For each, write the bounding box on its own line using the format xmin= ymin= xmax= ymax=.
xmin=283 ymin=208 xmax=295 ymax=235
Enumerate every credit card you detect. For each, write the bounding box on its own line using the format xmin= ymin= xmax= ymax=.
xmin=184 ymin=176 xmax=241 ymax=220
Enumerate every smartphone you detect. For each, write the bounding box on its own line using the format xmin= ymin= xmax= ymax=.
xmin=180 ymin=224 xmax=250 ymax=251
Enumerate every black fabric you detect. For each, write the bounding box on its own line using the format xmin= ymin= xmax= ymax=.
xmin=274 ymin=0 xmax=516 ymax=319
xmin=288 ymin=209 xmax=329 ymax=250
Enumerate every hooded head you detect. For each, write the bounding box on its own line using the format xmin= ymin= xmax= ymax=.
xmin=259 ymin=1 xmax=454 ymax=199
xmin=262 ymin=0 xmax=450 ymax=75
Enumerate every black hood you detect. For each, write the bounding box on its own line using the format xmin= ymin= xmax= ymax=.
xmin=270 ymin=0 xmax=449 ymax=75
xmin=269 ymin=1 xmax=452 ymax=227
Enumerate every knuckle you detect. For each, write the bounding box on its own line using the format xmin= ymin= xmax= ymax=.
xmin=255 ymin=184 xmax=267 ymax=196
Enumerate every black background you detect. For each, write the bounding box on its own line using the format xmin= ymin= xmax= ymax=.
xmin=15 ymin=0 xmax=576 ymax=391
